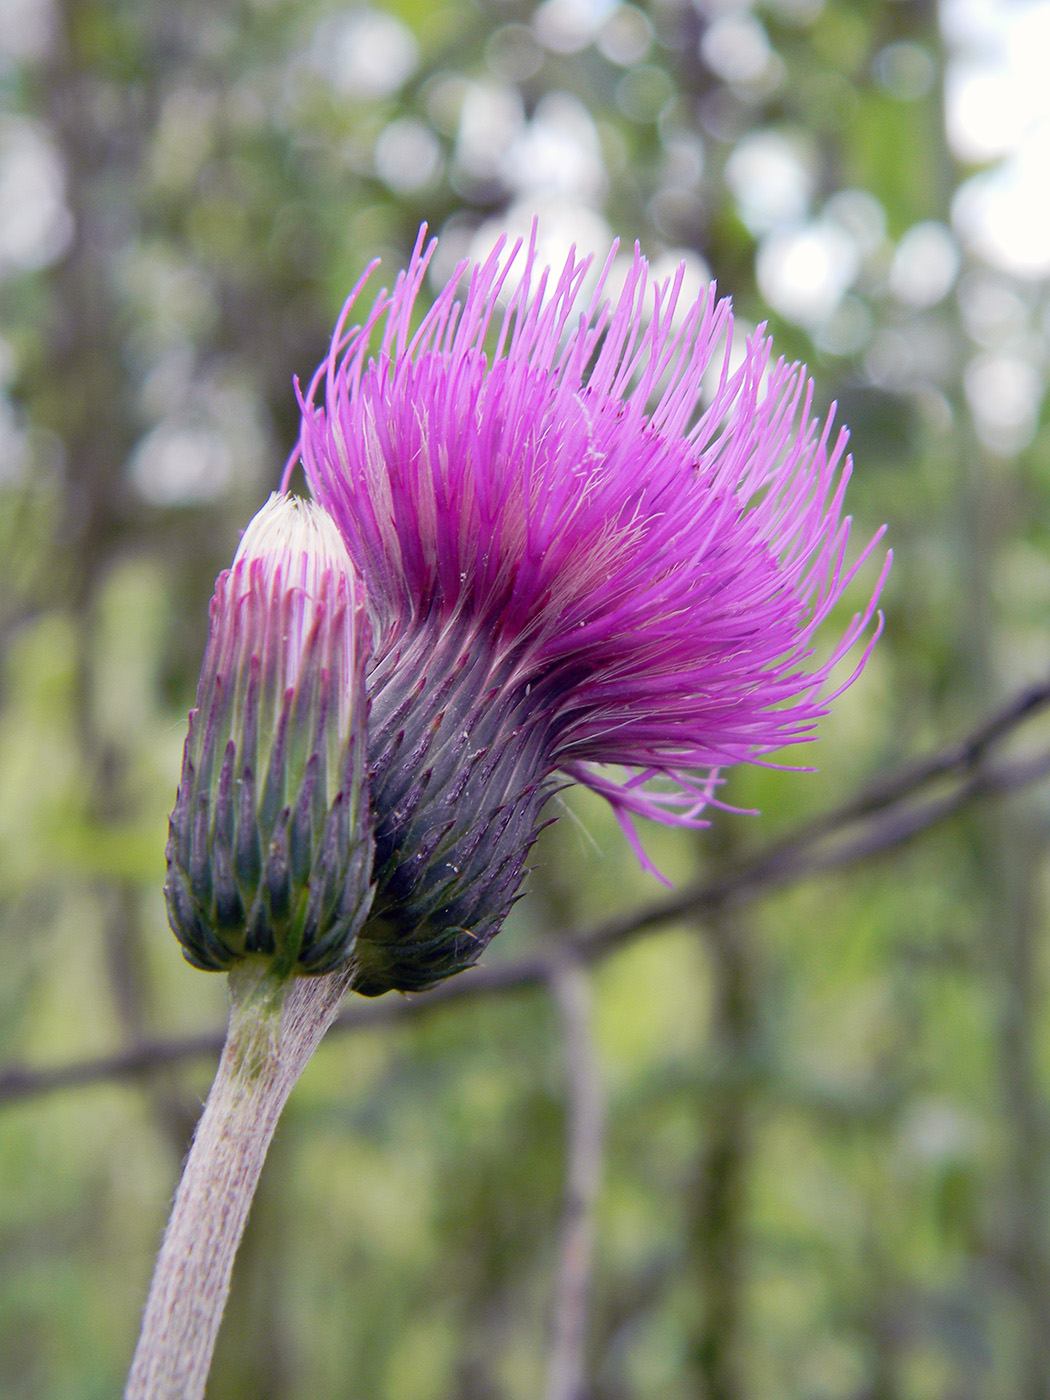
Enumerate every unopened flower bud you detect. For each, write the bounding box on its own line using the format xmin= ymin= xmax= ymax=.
xmin=166 ymin=493 xmax=374 ymax=976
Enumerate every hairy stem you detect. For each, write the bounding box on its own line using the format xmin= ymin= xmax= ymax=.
xmin=125 ymin=959 xmax=353 ymax=1400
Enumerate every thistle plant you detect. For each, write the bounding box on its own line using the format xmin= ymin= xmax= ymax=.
xmin=127 ymin=226 xmax=888 ymax=1399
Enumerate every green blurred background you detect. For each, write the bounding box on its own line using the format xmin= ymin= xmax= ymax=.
xmin=3 ymin=0 xmax=1050 ymax=1396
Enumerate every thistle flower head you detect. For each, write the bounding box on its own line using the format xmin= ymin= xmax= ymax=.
xmin=284 ymin=225 xmax=889 ymax=995
xmin=166 ymin=492 xmax=374 ymax=976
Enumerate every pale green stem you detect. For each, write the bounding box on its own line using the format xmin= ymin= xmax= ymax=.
xmin=125 ymin=959 xmax=354 ymax=1400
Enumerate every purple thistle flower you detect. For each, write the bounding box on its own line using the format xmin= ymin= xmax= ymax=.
xmin=166 ymin=493 xmax=374 ymax=976
xmin=286 ymin=226 xmax=890 ymax=996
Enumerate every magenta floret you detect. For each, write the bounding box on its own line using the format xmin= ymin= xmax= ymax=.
xmin=288 ymin=226 xmax=888 ymax=856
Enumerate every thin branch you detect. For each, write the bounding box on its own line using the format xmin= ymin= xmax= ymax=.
xmin=545 ymin=958 xmax=605 ymax=1400
xmin=0 ymin=1030 xmax=230 ymax=1101
xmin=788 ymin=672 xmax=1050 ymax=837
xmin=566 ymin=742 xmax=1050 ymax=963
xmin=4 ymin=686 xmax=1050 ymax=1106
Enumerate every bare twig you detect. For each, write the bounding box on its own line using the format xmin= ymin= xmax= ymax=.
xmin=4 ymin=686 xmax=1050 ymax=1106
xmin=786 ymin=673 xmax=1050 ymax=838
xmin=566 ymin=742 xmax=1050 ymax=962
xmin=545 ymin=959 xmax=605 ymax=1400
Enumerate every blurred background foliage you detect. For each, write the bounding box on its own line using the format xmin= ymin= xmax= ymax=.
xmin=2 ymin=0 xmax=1050 ymax=1396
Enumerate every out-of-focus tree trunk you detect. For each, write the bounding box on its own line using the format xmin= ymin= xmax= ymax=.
xmin=684 ymin=822 xmax=758 ymax=1400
